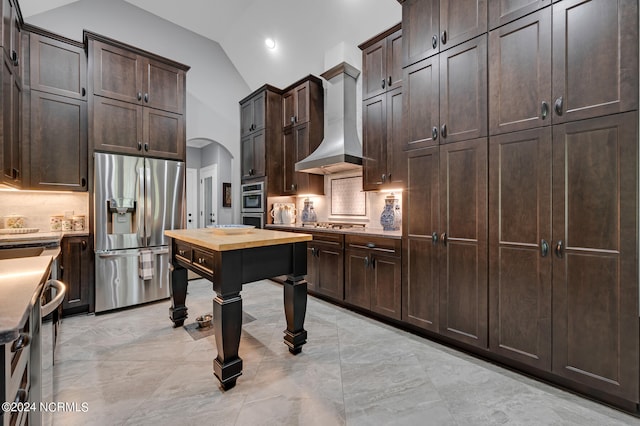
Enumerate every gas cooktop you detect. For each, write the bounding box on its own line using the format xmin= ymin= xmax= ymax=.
xmin=301 ymin=222 xmax=366 ymax=230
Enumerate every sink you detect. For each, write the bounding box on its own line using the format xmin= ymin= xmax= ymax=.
xmin=0 ymin=247 xmax=45 ymax=259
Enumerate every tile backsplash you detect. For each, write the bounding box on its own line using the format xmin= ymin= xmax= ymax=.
xmin=0 ymin=191 xmax=89 ymax=231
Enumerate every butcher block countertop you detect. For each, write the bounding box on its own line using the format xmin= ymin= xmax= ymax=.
xmin=165 ymin=228 xmax=312 ymax=252
xmin=0 ymin=256 xmax=52 ymax=344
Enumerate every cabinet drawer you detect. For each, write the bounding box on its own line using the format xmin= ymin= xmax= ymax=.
xmin=345 ymin=235 xmax=401 ymax=256
xmin=308 ymin=231 xmax=344 ymax=247
xmin=192 ymin=248 xmax=214 ymax=275
xmin=174 ymin=242 xmax=192 ymax=263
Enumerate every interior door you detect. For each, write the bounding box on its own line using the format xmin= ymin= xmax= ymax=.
xmin=200 ymin=164 xmax=218 ymax=228
xmin=186 ymin=168 xmax=197 ymax=229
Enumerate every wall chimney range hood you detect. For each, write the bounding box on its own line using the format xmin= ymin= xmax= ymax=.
xmin=295 ymin=62 xmax=362 ymax=175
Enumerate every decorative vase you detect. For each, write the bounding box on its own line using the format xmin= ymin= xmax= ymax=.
xmin=301 ymin=199 xmax=317 ymax=223
xmin=380 ymin=194 xmax=400 ymax=231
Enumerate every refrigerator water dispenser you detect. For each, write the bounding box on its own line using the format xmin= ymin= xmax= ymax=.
xmin=108 ymin=198 xmax=136 ymax=235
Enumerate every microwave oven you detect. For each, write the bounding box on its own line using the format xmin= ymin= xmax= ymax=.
xmin=241 ymin=182 xmax=265 ymax=213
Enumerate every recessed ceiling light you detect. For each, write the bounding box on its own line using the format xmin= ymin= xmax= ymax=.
xmin=265 ymin=38 xmax=276 ymax=50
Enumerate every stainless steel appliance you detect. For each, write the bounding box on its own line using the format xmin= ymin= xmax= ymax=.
xmin=94 ymin=153 xmax=184 ymax=312
xmin=241 ymin=181 xmax=265 ymax=228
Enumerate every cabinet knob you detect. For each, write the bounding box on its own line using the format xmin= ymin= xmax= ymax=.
xmin=555 ymin=240 xmax=564 ymax=258
xmin=138 ymin=142 xmax=142 ymax=151
xmin=11 ymin=168 xmax=18 ymax=179
xmin=364 ymin=256 xmax=369 ymax=268
xmin=381 ymin=173 xmax=386 ymax=183
xmin=144 ymin=143 xmax=149 ymax=152
xmin=144 ymin=93 xmax=149 ymax=103
xmin=441 ymin=232 xmax=448 ymax=246
xmin=81 ymin=87 xmax=86 ymax=97
xmin=290 ymin=184 xmax=296 ymax=190
xmin=178 ymin=249 xmax=185 ymax=256
xmin=432 ymin=34 xmax=438 ymax=49
xmin=540 ymin=239 xmax=549 ymax=257
xmin=11 ymin=333 xmax=30 ymax=353
xmin=440 ymin=124 xmax=447 ymax=138
xmin=137 ymin=92 xmax=142 ymax=101
xmin=290 ymin=116 xmax=295 ymax=124
xmin=81 ymin=240 xmax=87 ymax=250
xmin=388 ymin=76 xmax=392 ymax=87
xmin=554 ymin=97 xmax=563 ymax=116
xmin=366 ymin=242 xmax=376 ymax=249
xmin=432 ymin=232 xmax=439 ymax=244
xmin=441 ymin=30 xmax=447 ymax=45
xmin=432 ymin=126 xmax=438 ymax=140
xmin=541 ymin=101 xmax=549 ymax=119
xmin=11 ymin=50 xmax=18 ymax=66
xmin=81 ymin=178 xmax=87 ymax=187
xmin=381 ymin=79 xmax=386 ymax=89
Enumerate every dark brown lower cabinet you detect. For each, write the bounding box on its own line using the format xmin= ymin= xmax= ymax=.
xmin=345 ymin=235 xmax=401 ymax=320
xmin=61 ymin=235 xmax=94 ymax=315
xmin=438 ymin=138 xmax=488 ymax=349
xmin=551 ymin=112 xmax=638 ymax=402
xmin=305 ymin=231 xmax=344 ymax=301
xmin=403 ymin=146 xmax=440 ymax=332
xmin=489 ymin=127 xmax=552 ymax=370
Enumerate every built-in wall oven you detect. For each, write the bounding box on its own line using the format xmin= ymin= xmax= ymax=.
xmin=241 ymin=181 xmax=265 ymax=228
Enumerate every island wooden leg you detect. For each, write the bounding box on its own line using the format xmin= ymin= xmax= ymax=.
xmin=212 ymin=251 xmax=243 ymax=390
xmin=169 ymin=264 xmax=188 ymax=327
xmin=284 ymin=242 xmax=308 ymax=354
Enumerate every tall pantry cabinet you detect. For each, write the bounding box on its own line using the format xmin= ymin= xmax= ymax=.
xmin=399 ymin=0 xmax=639 ymax=409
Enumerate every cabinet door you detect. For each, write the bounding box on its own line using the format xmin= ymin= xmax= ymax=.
xmin=345 ymin=248 xmax=371 ymax=310
xmin=489 ymin=9 xmax=551 ymax=135
xmin=385 ymin=86 xmax=404 ymax=187
xmin=2 ymin=55 xmax=20 ymax=186
xmin=306 ymin=243 xmax=319 ymax=294
xmin=61 ymin=236 xmax=93 ymax=313
xmin=282 ymin=89 xmax=295 ymax=128
xmin=143 ymin=107 xmax=184 ymax=160
xmin=30 ymin=34 xmax=87 ymax=100
xmin=489 ymin=128 xmax=551 ymax=370
xmin=143 ymin=57 xmax=185 ymax=114
xmin=30 ymin=92 xmax=87 ymax=191
xmin=404 ymin=56 xmax=439 ymax=151
xmin=293 ymin=82 xmax=309 ymax=125
xmin=241 ymin=131 xmax=265 ymax=180
xmin=362 ymin=37 xmax=387 ymax=100
xmin=1 ymin=0 xmax=10 ymax=57
xmin=440 ymin=0 xmax=487 ymax=51
xmin=402 ymin=0 xmax=439 ymax=67
xmin=362 ymin=94 xmax=386 ymax=190
xmin=552 ymin=112 xmax=638 ymax=402
xmin=552 ymin=0 xmax=638 ymax=123
xmin=489 ymin=0 xmax=550 ymax=29
xmin=403 ymin=147 xmax=439 ymax=332
xmin=440 ymin=35 xmax=487 ymax=144
xmin=282 ymin=126 xmax=296 ymax=194
xmin=387 ymin=29 xmax=403 ymax=89
xmin=439 ymin=138 xmax=488 ymax=348
xmin=240 ymin=99 xmax=253 ymax=137
xmin=251 ymin=91 xmax=265 ymax=131
xmin=371 ymin=253 xmax=402 ymax=320
xmin=91 ymin=40 xmax=142 ymax=104
xmin=316 ymin=241 xmax=344 ymax=301
xmin=92 ymin=96 xmax=143 ymax=155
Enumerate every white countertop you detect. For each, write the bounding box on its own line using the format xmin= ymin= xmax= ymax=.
xmin=0 ymin=256 xmax=52 ymax=344
xmin=266 ymin=224 xmax=403 ymax=239
xmin=0 ymin=230 xmax=89 ymax=246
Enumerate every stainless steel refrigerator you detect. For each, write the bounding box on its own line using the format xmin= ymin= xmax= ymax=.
xmin=94 ymin=152 xmax=185 ymax=312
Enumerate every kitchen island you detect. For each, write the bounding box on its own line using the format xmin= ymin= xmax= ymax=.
xmin=164 ymin=228 xmax=312 ymax=390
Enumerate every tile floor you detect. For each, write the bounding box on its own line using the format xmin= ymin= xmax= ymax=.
xmin=53 ymin=279 xmax=640 ymax=425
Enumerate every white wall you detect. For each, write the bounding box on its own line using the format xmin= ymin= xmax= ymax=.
xmin=25 ymin=0 xmax=250 ymax=222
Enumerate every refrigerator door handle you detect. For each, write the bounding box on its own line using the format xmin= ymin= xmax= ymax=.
xmin=137 ymin=163 xmax=146 ymax=246
xmin=145 ymin=159 xmax=152 ymax=247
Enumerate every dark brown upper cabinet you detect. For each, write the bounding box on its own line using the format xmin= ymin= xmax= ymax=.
xmin=1 ymin=42 xmax=22 ymax=188
xmin=240 ymin=90 xmax=265 ymax=138
xmin=282 ymin=80 xmax=310 ymax=129
xmin=552 ymin=0 xmax=637 ymax=123
xmin=30 ymin=91 xmax=87 ymax=191
xmin=360 ymin=24 xmax=402 ymax=101
xmin=403 ymin=35 xmax=487 ymax=149
xmin=29 ymin=32 xmax=87 ymax=100
xmin=489 ymin=8 xmax=551 ymax=135
xmin=401 ymin=0 xmax=487 ymax=68
xmin=87 ymin=32 xmax=189 ymax=160
xmin=278 ymin=75 xmax=323 ymax=195
xmin=239 ymin=84 xmax=282 ymax=189
xmin=488 ymin=0 xmax=551 ymax=30
xmin=90 ymin=38 xmax=185 ymax=115
xmin=1 ymin=0 xmax=20 ymax=71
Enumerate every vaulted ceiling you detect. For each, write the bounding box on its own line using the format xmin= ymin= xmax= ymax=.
xmin=19 ymin=0 xmax=402 ymax=90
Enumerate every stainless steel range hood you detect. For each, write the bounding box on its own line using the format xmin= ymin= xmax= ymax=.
xmin=295 ymin=62 xmax=362 ymax=175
